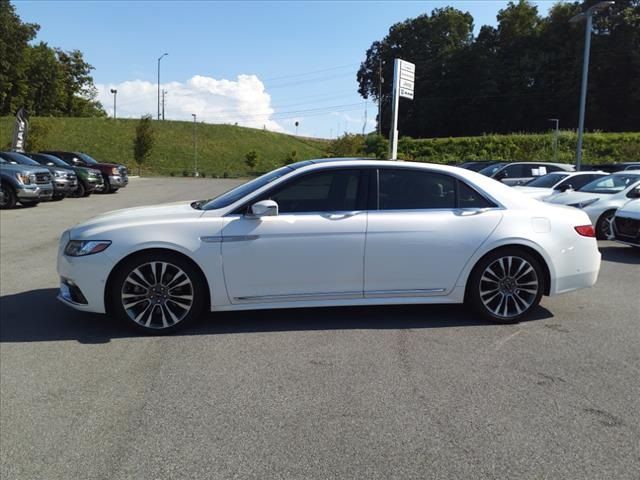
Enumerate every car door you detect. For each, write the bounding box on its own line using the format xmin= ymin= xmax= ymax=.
xmin=364 ymin=168 xmax=503 ymax=297
xmin=221 ymin=168 xmax=367 ymax=304
xmin=496 ymin=164 xmax=526 ymax=185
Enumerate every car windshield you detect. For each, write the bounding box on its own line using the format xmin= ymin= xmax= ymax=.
xmin=76 ymin=152 xmax=98 ymax=164
xmin=478 ymin=163 xmax=505 ymax=176
xmin=200 ymin=166 xmax=293 ymax=210
xmin=579 ymin=174 xmax=640 ymax=194
xmin=525 ymin=172 xmax=570 ymax=188
xmin=1 ymin=151 xmax=41 ymax=166
xmin=31 ymin=153 xmax=69 ymax=167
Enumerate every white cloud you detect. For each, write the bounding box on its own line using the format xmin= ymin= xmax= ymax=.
xmin=96 ymin=74 xmax=283 ymax=131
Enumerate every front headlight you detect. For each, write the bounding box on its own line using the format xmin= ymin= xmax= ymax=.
xmin=111 ymin=167 xmax=119 ymax=175
xmin=16 ymin=172 xmax=34 ymax=185
xmin=64 ymin=240 xmax=112 ymax=257
xmin=569 ymin=198 xmax=599 ymax=209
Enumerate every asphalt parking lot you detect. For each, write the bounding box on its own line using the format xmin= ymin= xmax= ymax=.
xmin=1 ymin=177 xmax=639 ymax=479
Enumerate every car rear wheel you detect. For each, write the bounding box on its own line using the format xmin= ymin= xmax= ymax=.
xmin=595 ymin=210 xmax=616 ymax=240
xmin=468 ymin=248 xmax=544 ymax=323
xmin=0 ymin=183 xmax=17 ymax=209
xmin=109 ymin=252 xmax=206 ymax=334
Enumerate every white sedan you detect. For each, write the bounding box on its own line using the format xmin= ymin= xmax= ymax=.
xmin=545 ymin=171 xmax=640 ymax=239
xmin=57 ymin=159 xmax=601 ymax=333
xmin=514 ymin=171 xmax=608 ymax=200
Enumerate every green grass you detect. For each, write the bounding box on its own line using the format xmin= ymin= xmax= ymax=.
xmin=0 ymin=117 xmax=329 ymax=176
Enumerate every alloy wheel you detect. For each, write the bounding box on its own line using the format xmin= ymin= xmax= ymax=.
xmin=120 ymin=261 xmax=194 ymax=329
xmin=479 ymin=256 xmax=539 ymax=319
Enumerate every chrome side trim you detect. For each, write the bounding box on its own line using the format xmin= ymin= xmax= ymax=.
xmin=365 ymin=288 xmax=446 ymax=298
xmin=200 ymin=235 xmax=260 ymax=243
xmin=235 ymin=291 xmax=362 ymax=302
xmin=200 ymin=236 xmax=222 ymax=243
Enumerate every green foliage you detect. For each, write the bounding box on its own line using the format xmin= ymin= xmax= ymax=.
xmin=132 ymin=115 xmax=154 ymax=174
xmin=358 ymin=0 xmax=640 ymax=137
xmin=0 ymin=117 xmax=327 ymax=176
xmin=284 ymin=149 xmax=298 ymax=165
xmin=0 ymin=1 xmax=105 ymax=117
xmin=363 ymin=133 xmax=388 ymax=159
xmin=327 ymin=133 xmax=365 ymax=157
xmin=394 ymin=131 xmax=640 ymax=164
xmin=24 ymin=118 xmax=49 ymax=152
xmin=245 ymin=150 xmax=258 ymax=170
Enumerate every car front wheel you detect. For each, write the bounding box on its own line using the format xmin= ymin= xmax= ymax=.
xmin=468 ymin=248 xmax=544 ymax=323
xmin=0 ymin=183 xmax=17 ymax=209
xmin=595 ymin=210 xmax=616 ymax=240
xmin=109 ymin=252 xmax=206 ymax=334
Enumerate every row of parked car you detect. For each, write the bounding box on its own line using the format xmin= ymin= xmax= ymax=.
xmin=459 ymin=160 xmax=640 ymax=247
xmin=0 ymin=151 xmax=129 ymax=209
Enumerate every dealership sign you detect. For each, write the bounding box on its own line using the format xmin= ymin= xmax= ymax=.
xmin=389 ymin=59 xmax=416 ymax=159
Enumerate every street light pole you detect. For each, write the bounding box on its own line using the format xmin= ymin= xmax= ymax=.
xmin=570 ymin=1 xmax=614 ymax=171
xmin=110 ymin=89 xmax=117 ymax=119
xmin=192 ymin=114 xmax=197 ymax=176
xmin=157 ymin=53 xmax=168 ymax=120
xmin=548 ymin=118 xmax=559 ymax=162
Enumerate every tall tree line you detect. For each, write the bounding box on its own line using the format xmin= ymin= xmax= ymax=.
xmin=0 ymin=0 xmax=105 ymax=117
xmin=357 ymin=0 xmax=640 ymax=138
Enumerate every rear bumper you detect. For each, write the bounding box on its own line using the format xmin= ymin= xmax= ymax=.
xmin=549 ymin=246 xmax=601 ymax=296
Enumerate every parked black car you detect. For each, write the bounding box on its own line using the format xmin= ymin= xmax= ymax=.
xmin=583 ymin=162 xmax=640 ymax=173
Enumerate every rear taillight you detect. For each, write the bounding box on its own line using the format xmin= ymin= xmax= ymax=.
xmin=575 ymin=225 xmax=596 ymax=237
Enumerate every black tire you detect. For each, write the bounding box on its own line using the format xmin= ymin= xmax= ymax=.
xmin=51 ymin=193 xmax=65 ymax=201
xmin=108 ymin=251 xmax=206 ymax=334
xmin=0 ymin=182 xmax=17 ymax=209
xmin=467 ymin=247 xmax=545 ymax=324
xmin=595 ymin=210 xmax=616 ymax=240
xmin=69 ymin=181 xmax=86 ymax=198
xmin=19 ymin=200 xmax=39 ymax=207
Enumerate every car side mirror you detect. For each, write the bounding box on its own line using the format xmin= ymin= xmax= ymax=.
xmin=627 ymin=188 xmax=640 ymax=199
xmin=495 ymin=170 xmax=507 ymax=180
xmin=249 ymin=200 xmax=278 ymax=217
xmin=557 ymin=184 xmax=573 ymax=192
xmin=47 ymin=162 xmax=55 ymax=166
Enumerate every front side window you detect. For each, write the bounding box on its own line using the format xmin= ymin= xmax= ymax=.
xmin=378 ymin=169 xmax=456 ymax=210
xmin=526 ymin=172 xmax=569 ymax=188
xmin=267 ymin=169 xmax=361 ymax=213
xmin=555 ymin=174 xmax=600 ymax=191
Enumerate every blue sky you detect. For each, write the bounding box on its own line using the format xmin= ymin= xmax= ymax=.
xmin=15 ymin=0 xmax=555 ymax=138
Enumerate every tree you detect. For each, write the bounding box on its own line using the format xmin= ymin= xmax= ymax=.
xmin=245 ymin=150 xmax=258 ymax=170
xmin=0 ymin=0 xmax=39 ymax=114
xmin=133 ymin=115 xmax=154 ymax=175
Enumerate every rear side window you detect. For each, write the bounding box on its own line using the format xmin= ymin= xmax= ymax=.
xmin=457 ymin=180 xmax=496 ymax=208
xmin=378 ymin=169 xmax=456 ymax=210
xmin=556 ymin=174 xmax=599 ymax=191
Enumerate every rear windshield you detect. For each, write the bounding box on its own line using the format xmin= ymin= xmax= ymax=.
xmin=579 ymin=174 xmax=640 ymax=194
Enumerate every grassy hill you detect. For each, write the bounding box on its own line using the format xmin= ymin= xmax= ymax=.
xmin=0 ymin=117 xmax=329 ymax=176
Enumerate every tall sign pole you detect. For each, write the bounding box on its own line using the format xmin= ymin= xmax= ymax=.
xmin=388 ymin=58 xmax=415 ymax=160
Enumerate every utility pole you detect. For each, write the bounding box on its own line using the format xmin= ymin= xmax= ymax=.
xmin=548 ymin=118 xmax=559 ymax=162
xmin=161 ymin=90 xmax=167 ymax=120
xmin=192 ymin=113 xmax=197 ymax=176
xmin=110 ymin=89 xmax=117 ymax=119
xmin=363 ymin=99 xmax=367 ymax=136
xmin=378 ymin=58 xmax=382 ymax=136
xmin=157 ymin=53 xmax=168 ymax=120
xmin=570 ymin=1 xmax=614 ymax=170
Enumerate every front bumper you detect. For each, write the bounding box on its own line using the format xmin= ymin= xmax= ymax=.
xmin=16 ymin=184 xmax=54 ymax=201
xmin=108 ymin=174 xmax=128 ymax=188
xmin=53 ymin=178 xmax=78 ymax=194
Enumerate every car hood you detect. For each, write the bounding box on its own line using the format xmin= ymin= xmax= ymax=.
xmin=69 ymin=201 xmax=205 ymax=238
xmin=0 ymin=163 xmax=50 ymax=174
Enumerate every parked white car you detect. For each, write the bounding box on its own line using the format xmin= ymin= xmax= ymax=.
xmin=57 ymin=159 xmax=601 ymax=333
xmin=514 ymin=171 xmax=608 ymax=200
xmin=479 ymin=162 xmax=575 ymax=186
xmin=613 ymin=199 xmax=640 ymax=247
xmin=545 ymin=171 xmax=640 ymax=239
